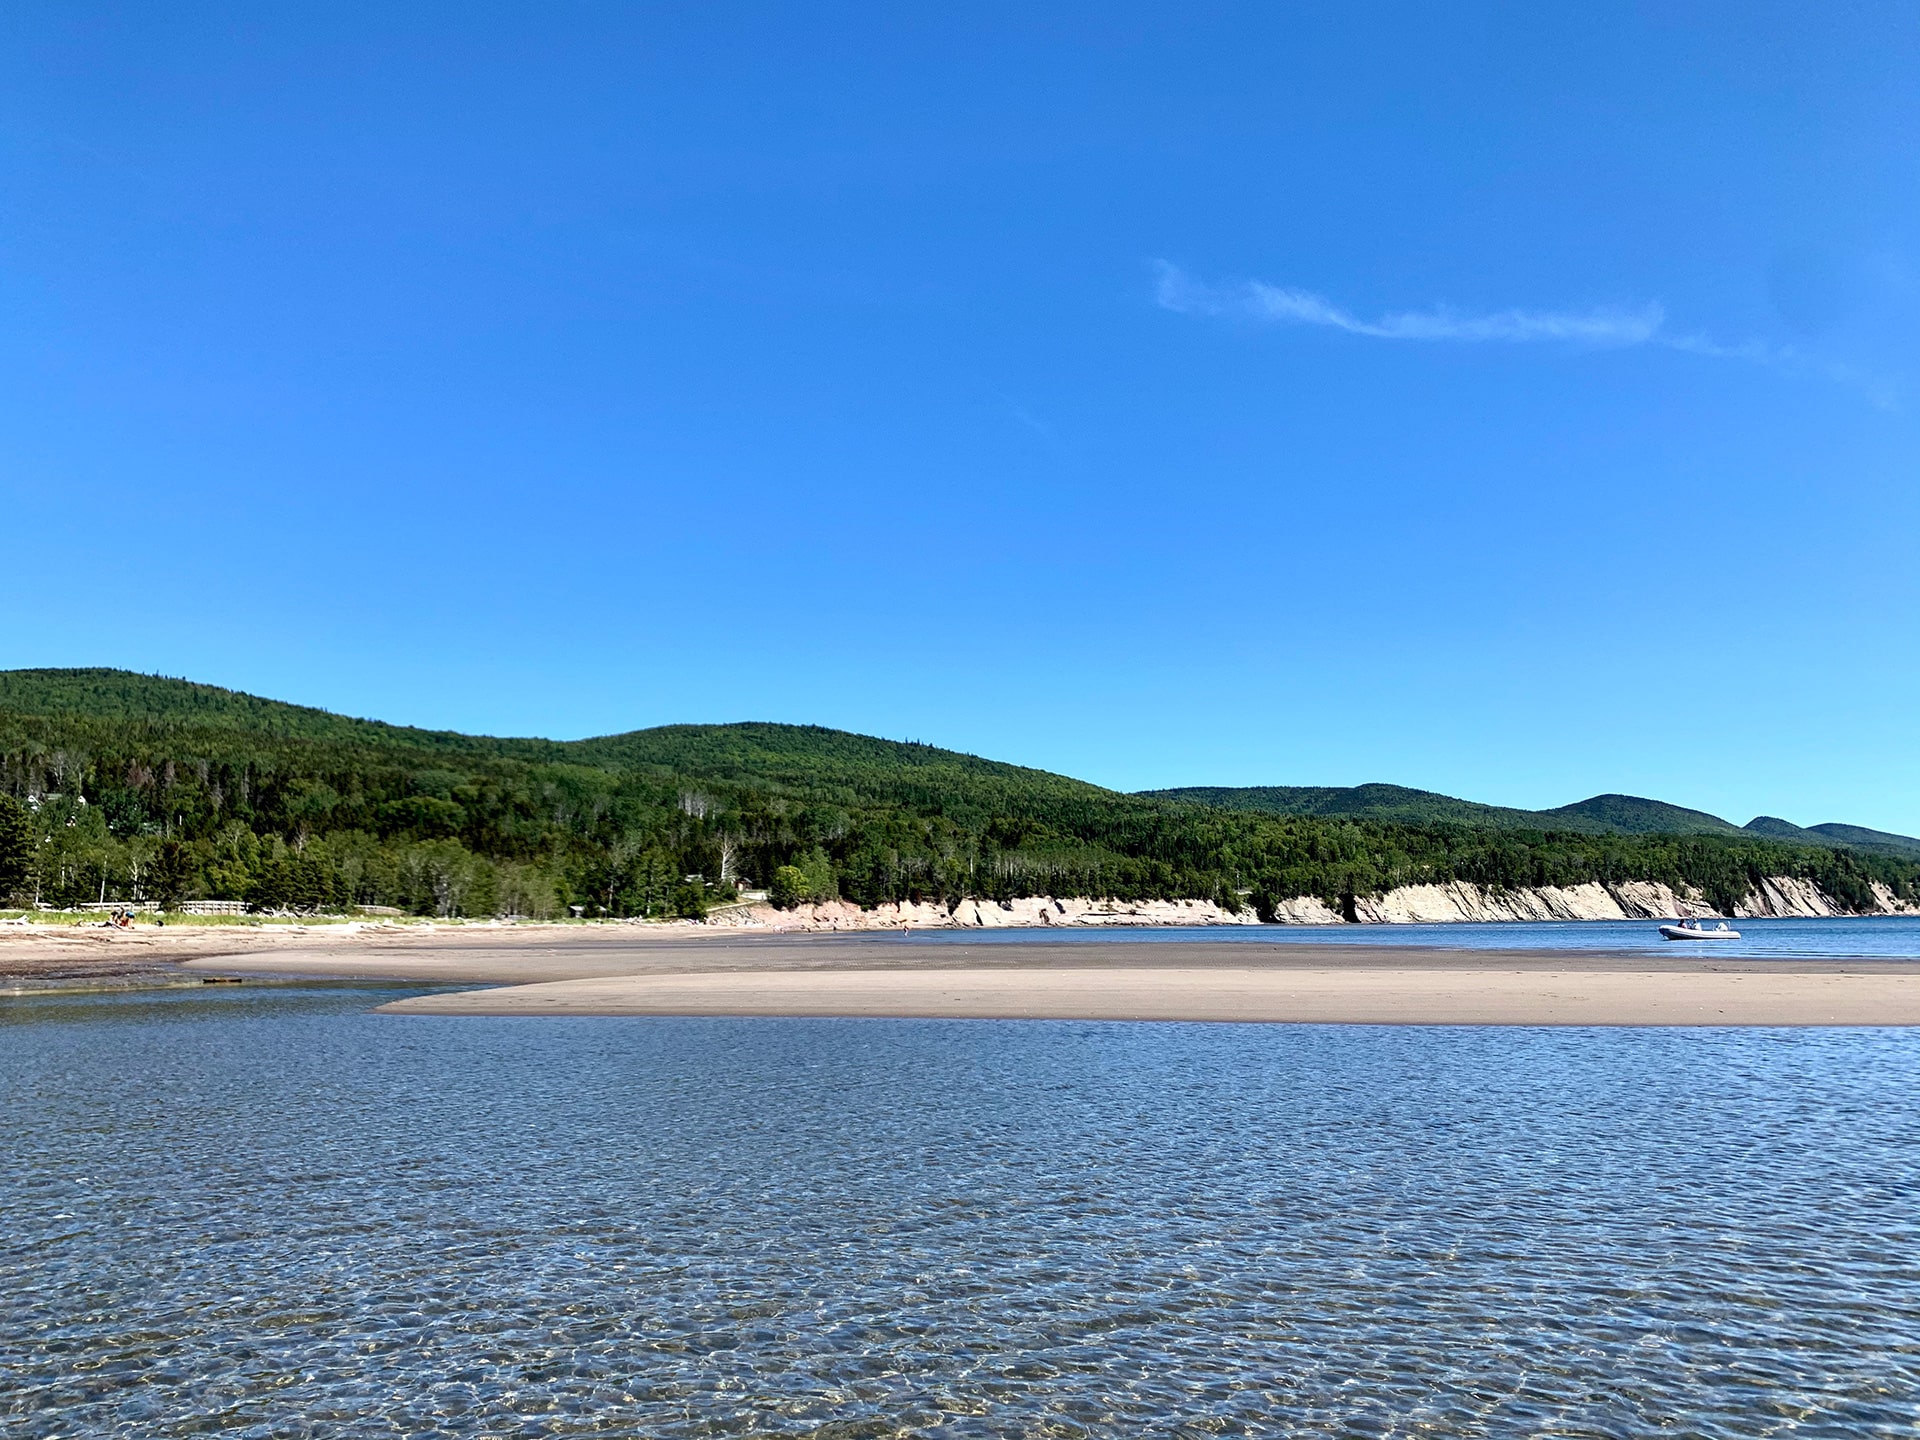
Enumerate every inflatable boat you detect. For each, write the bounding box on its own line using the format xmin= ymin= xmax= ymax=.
xmin=1659 ymin=921 xmax=1741 ymax=940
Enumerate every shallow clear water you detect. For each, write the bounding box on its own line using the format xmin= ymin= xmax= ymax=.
xmin=906 ymin=915 xmax=1920 ymax=961
xmin=5 ymin=987 xmax=1919 ymax=1437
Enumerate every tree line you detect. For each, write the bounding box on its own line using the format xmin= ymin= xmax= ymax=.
xmin=1 ymin=672 xmax=1914 ymax=920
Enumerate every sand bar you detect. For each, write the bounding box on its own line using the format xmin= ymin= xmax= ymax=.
xmin=7 ymin=923 xmax=1920 ymax=1024
xmin=375 ymin=961 xmax=1920 ymax=1026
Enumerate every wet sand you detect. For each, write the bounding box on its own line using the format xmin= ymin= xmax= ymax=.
xmin=374 ymin=961 xmax=1920 ymax=1026
xmin=8 ymin=923 xmax=1920 ymax=1024
xmin=198 ymin=926 xmax=1920 ymax=1027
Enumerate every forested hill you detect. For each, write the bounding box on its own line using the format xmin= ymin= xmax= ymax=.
xmin=1145 ymin=783 xmax=1920 ymax=857
xmin=566 ymin=723 xmax=1137 ymax=825
xmin=0 ymin=670 xmax=1159 ymax=829
xmin=0 ymin=668 xmax=566 ymax=760
xmin=1144 ymin=784 xmax=1580 ymax=832
xmin=1 ymin=668 xmax=1915 ymax=921
xmin=1793 ymin=822 xmax=1920 ymax=860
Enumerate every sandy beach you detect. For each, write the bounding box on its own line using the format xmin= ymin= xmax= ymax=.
xmin=367 ymin=956 xmax=1920 ymax=1026
xmin=7 ymin=921 xmax=1917 ymax=1025
xmin=374 ymin=961 xmax=1920 ymax=1025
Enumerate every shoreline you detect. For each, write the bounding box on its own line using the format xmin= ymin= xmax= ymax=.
xmin=6 ymin=922 xmax=1920 ymax=1025
xmin=6 ymin=866 xmax=1916 ymax=952
xmin=199 ymin=930 xmax=1920 ymax=1027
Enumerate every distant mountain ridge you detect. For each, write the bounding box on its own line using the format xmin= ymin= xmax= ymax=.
xmin=1142 ymin=784 xmax=1920 ymax=859
xmin=7 ymin=670 xmax=1911 ymax=862
xmin=3 ymin=668 xmax=1916 ymax=921
xmin=1798 ymin=822 xmax=1920 ymax=859
xmin=1541 ymin=794 xmax=1745 ymax=837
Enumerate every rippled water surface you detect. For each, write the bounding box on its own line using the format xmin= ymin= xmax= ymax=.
xmin=5 ymin=987 xmax=1919 ymax=1437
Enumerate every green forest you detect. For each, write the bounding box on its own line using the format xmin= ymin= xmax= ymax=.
xmin=1 ymin=669 xmax=1914 ymax=920
xmin=1147 ymin=782 xmax=1920 ymax=856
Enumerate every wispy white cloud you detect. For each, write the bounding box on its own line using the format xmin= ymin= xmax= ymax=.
xmin=1154 ymin=261 xmax=1663 ymax=347
xmin=1656 ymin=330 xmax=1898 ymax=404
xmin=1153 ymin=261 xmax=1898 ymax=406
xmin=1657 ymin=331 xmax=1778 ymax=363
xmin=1007 ymin=404 xmax=1056 ymax=440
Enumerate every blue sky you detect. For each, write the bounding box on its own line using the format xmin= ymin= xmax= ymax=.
xmin=3 ymin=3 xmax=1917 ymax=831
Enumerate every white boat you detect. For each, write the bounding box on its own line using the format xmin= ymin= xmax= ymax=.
xmin=1659 ymin=921 xmax=1741 ymax=941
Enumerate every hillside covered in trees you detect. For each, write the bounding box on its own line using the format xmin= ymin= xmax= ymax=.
xmin=1145 ymin=783 xmax=1920 ymax=857
xmin=0 ymin=669 xmax=1914 ymax=921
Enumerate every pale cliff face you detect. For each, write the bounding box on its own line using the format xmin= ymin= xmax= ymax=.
xmin=694 ymin=877 xmax=1916 ymax=931
xmin=1351 ymin=881 xmax=1708 ymax=924
xmin=710 ymin=896 xmax=1265 ymax=931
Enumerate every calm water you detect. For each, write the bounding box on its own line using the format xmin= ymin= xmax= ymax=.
xmin=906 ymin=915 xmax=1920 ymax=961
xmin=5 ymin=988 xmax=1919 ymax=1437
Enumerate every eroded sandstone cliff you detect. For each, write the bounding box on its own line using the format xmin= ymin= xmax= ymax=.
xmin=703 ymin=877 xmax=1916 ymax=931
